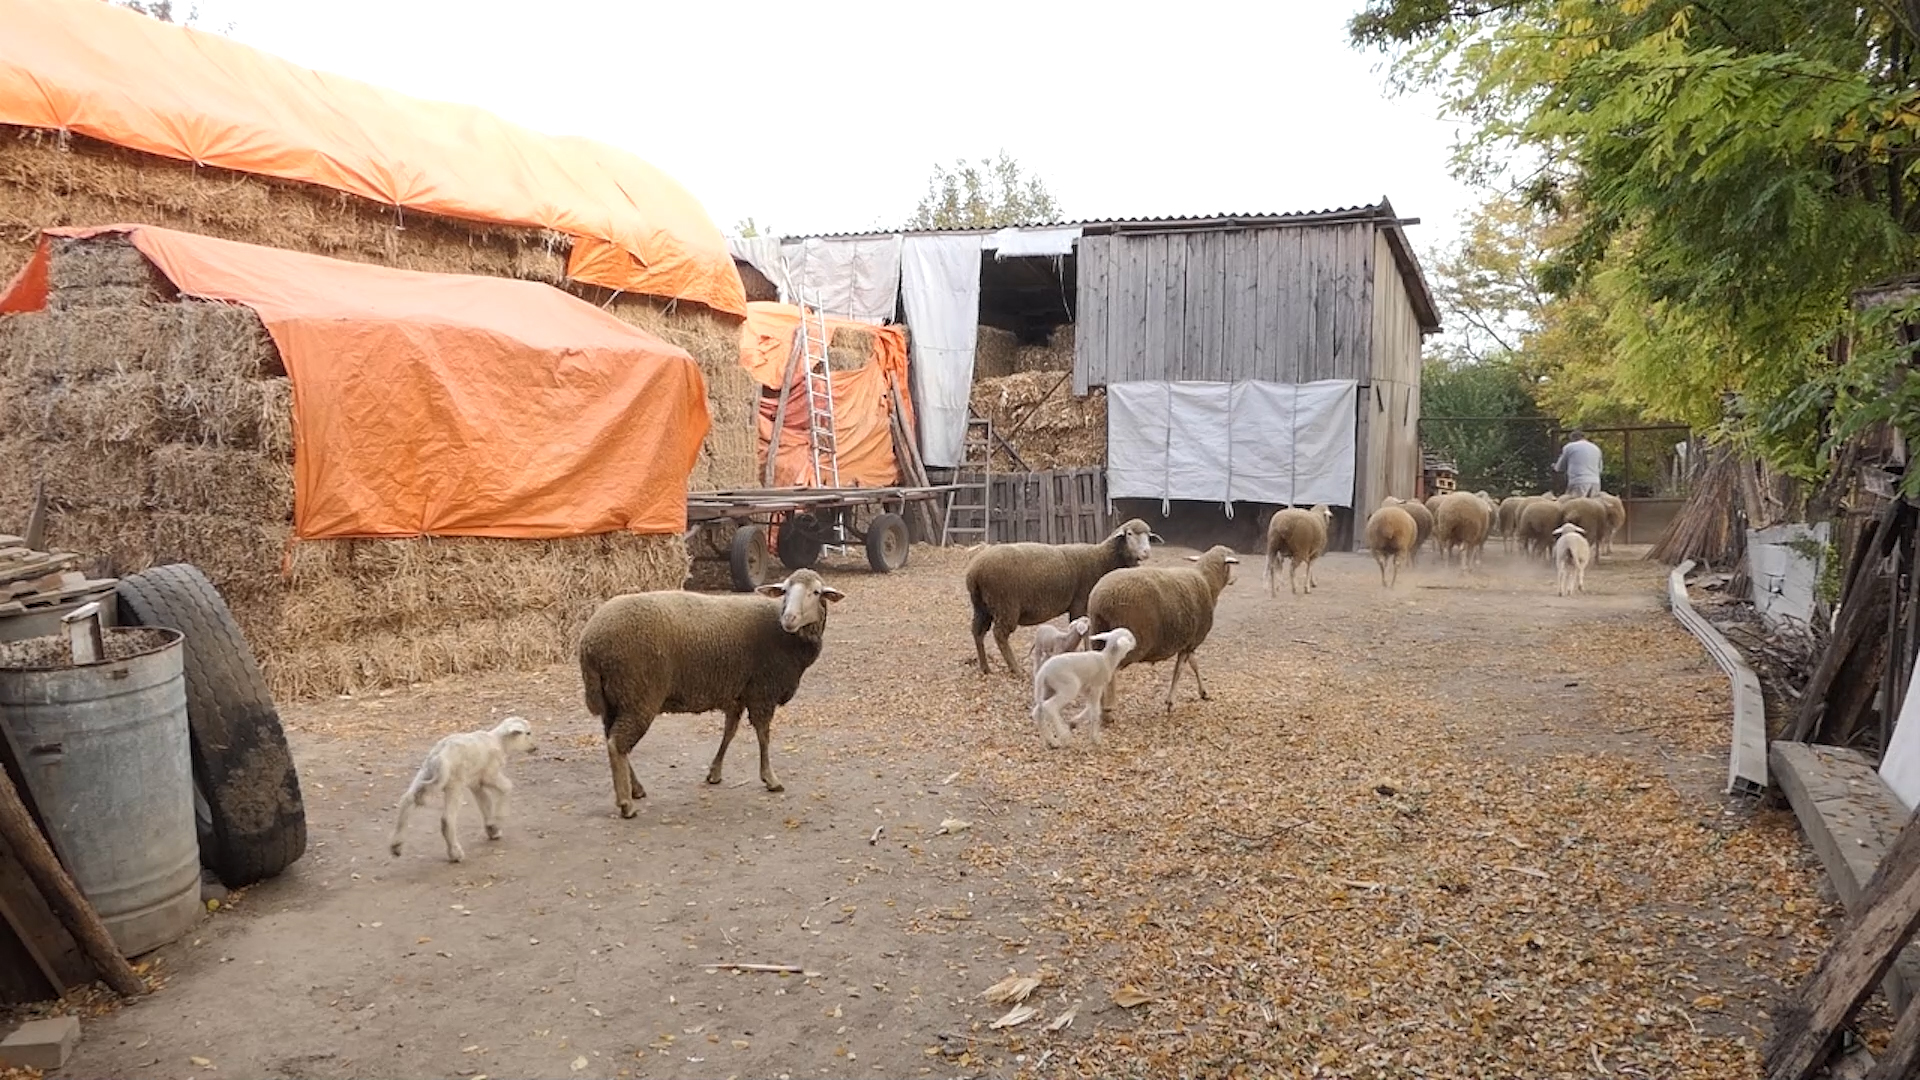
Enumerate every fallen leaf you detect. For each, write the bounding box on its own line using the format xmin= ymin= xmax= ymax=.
xmin=989 ymin=1003 xmax=1038 ymax=1029
xmin=571 ymin=1055 xmax=589 ymax=1072
xmin=938 ymin=818 xmax=971 ymax=835
xmin=1112 ymin=986 xmax=1159 ymax=1008
xmin=981 ymin=973 xmax=1042 ymax=1004
xmin=942 ymin=770 xmax=962 ymax=784
xmin=1048 ymin=1005 xmax=1078 ymax=1031
xmin=189 ymin=1057 xmax=213 ymax=1068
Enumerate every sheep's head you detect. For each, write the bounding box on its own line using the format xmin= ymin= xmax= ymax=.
xmin=1310 ymin=503 xmax=1333 ymax=525
xmin=1065 ymin=615 xmax=1091 ymax=646
xmin=1553 ymin=523 xmax=1586 ymax=538
xmin=1090 ymin=627 xmax=1137 ymax=663
xmin=757 ymin=568 xmax=846 ymax=634
xmin=495 ymin=715 xmax=537 ymax=754
xmin=1111 ymin=519 xmax=1160 ymax=564
xmin=1185 ymin=545 xmax=1243 ymax=594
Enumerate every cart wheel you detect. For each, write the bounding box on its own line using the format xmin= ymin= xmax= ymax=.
xmin=865 ymin=513 xmax=910 ymax=573
xmin=777 ymin=513 xmax=825 ymax=570
xmin=730 ymin=524 xmax=770 ymax=592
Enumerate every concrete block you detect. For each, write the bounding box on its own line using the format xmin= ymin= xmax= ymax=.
xmin=0 ymin=1014 xmax=80 ymax=1070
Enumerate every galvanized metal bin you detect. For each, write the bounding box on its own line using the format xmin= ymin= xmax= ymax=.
xmin=0 ymin=625 xmax=203 ymax=956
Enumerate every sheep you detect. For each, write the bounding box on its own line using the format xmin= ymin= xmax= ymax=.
xmin=1385 ymin=496 xmax=1435 ymax=564
xmin=1598 ymin=492 xmax=1626 ymax=554
xmin=1086 ymin=544 xmax=1240 ymax=715
xmin=1496 ymin=496 xmax=1529 ymax=553
xmin=965 ymin=519 xmax=1158 ymax=676
xmin=1559 ymin=497 xmax=1611 ymax=562
xmin=1553 ymin=522 xmax=1592 ymax=596
xmin=1517 ymin=497 xmax=1565 ymax=560
xmin=1026 ymin=616 xmax=1091 ymax=674
xmin=578 ymin=568 xmax=844 ymax=819
xmin=389 ymin=716 xmax=537 ymax=863
xmin=1364 ymin=504 xmax=1418 ymax=588
xmin=1031 ymin=627 xmax=1137 ymax=749
xmin=1263 ymin=503 xmax=1333 ymax=597
xmin=1432 ymin=491 xmax=1492 ymax=571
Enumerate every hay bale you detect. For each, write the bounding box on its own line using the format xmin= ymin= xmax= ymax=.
xmin=149 ymin=512 xmax=289 ymax=599
xmin=29 ymin=442 xmax=153 ymax=512
xmin=150 ymin=445 xmax=294 ymax=519
xmin=1011 ymin=323 xmax=1074 ymax=374
xmin=970 ymin=372 xmax=1107 ymax=469
xmin=46 ymin=234 xmax=175 ymax=293
xmin=975 ymin=324 xmax=1018 ymax=379
xmin=828 ymin=325 xmax=875 ymax=371
xmin=0 ymin=126 xmax=571 ymax=292
xmin=38 ymin=371 xmax=164 ymax=446
xmin=41 ymin=509 xmax=154 ymax=580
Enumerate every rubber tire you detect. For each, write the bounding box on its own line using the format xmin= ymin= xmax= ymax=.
xmin=115 ymin=563 xmax=308 ymax=887
xmin=865 ymin=512 xmax=910 ymax=573
xmin=776 ymin=513 xmax=824 ymax=570
xmin=730 ymin=524 xmax=770 ymax=592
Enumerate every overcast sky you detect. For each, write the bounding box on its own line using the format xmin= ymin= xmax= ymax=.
xmin=185 ymin=0 xmax=1479 ymax=264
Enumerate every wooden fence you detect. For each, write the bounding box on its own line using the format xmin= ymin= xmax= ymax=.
xmin=946 ymin=468 xmax=1110 ymax=545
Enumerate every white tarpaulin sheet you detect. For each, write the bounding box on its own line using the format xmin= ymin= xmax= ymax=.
xmin=900 ymin=234 xmax=985 ymax=467
xmin=726 ymin=236 xmax=791 ymax=300
xmin=1107 ymin=380 xmax=1359 ymax=510
xmin=985 ymin=226 xmax=1082 ymax=259
xmin=1882 ymin=663 xmax=1920 ymax=810
xmin=777 ymin=235 xmax=902 ymax=323
xmin=1745 ymin=522 xmax=1830 ymax=630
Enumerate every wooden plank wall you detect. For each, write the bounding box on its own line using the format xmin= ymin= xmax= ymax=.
xmin=1364 ymin=230 xmax=1426 ymax=517
xmin=952 ymin=468 xmax=1111 ymax=544
xmin=1075 ymin=222 xmax=1377 ymax=390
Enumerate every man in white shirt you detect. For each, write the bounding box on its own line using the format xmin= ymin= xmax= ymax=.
xmin=1553 ymin=430 xmax=1604 ymax=498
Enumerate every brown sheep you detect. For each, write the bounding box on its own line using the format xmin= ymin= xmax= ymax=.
xmin=965 ymin=519 xmax=1158 ymax=676
xmin=1598 ymin=492 xmax=1626 ymax=553
xmin=1517 ymin=498 xmax=1565 ymax=560
xmin=1496 ymin=496 xmax=1529 ymax=553
xmin=1560 ymin=497 xmax=1611 ymax=562
xmin=1264 ymin=503 xmax=1333 ymax=597
xmin=1364 ymin=505 xmax=1418 ymax=588
xmin=1086 ymin=545 xmax=1240 ymax=715
xmin=1432 ymin=491 xmax=1492 ymax=571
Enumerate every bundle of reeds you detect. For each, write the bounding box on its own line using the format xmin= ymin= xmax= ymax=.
xmin=1648 ymin=444 xmax=1745 ymax=568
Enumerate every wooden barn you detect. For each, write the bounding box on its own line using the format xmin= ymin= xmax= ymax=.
xmin=733 ymin=200 xmax=1441 ymax=550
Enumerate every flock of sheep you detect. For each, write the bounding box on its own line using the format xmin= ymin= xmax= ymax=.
xmin=389 ymin=489 xmax=1629 ymax=860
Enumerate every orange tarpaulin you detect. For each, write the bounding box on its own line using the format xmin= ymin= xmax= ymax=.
xmin=0 ymin=0 xmax=746 ymax=316
xmin=1 ymin=225 xmax=710 ymax=539
xmin=739 ymin=303 xmax=913 ymax=488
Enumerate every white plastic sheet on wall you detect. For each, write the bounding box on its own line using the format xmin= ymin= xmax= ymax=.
xmin=1106 ymin=379 xmax=1358 ymax=511
xmin=900 ymin=234 xmax=986 ymax=468
xmin=1883 ymin=664 xmax=1920 ymax=810
xmin=777 ymin=235 xmax=903 ymax=323
xmin=984 ymin=226 xmax=1082 ymax=259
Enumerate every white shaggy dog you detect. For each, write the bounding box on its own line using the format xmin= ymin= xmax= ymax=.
xmin=1553 ymin=522 xmax=1591 ymax=597
xmin=1031 ymin=627 xmax=1137 ymax=749
xmin=390 ymin=716 xmax=537 ymax=862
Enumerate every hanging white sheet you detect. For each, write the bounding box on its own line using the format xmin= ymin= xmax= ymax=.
xmin=1106 ymin=379 xmax=1359 ymax=509
xmin=726 ymin=236 xmax=792 ymax=301
xmin=777 ymin=235 xmax=902 ymax=323
xmin=1882 ymin=663 xmax=1920 ymax=809
xmin=984 ymin=226 xmax=1082 ymax=259
xmin=900 ymin=234 xmax=985 ymax=468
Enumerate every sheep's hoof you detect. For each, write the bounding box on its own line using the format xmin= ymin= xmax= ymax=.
xmin=763 ymin=779 xmax=785 ymax=793
xmin=485 ymin=825 xmax=503 ymax=841
xmin=446 ymin=848 xmax=465 ymax=863
xmin=618 ymin=802 xmax=639 ymax=819
xmin=389 ymin=841 xmax=402 ymax=857
xmin=705 ymin=771 xmax=724 ymax=785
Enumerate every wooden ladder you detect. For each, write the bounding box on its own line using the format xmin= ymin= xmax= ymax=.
xmin=941 ymin=409 xmax=993 ymax=545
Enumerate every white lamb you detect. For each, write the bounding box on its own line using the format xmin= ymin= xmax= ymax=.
xmin=389 ymin=716 xmax=537 ymax=862
xmin=1026 ymin=616 xmax=1091 ymax=674
xmin=1553 ymin=522 xmax=1591 ymax=597
xmin=1031 ymin=627 xmax=1137 ymax=749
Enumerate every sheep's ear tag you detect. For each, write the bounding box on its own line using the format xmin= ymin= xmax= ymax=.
xmin=755 ymin=583 xmax=787 ymax=598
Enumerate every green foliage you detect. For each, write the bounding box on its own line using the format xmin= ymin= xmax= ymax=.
xmin=1420 ymin=358 xmax=1560 ymax=494
xmin=734 ymin=217 xmax=763 ymax=238
xmin=1350 ymin=0 xmax=1920 ymax=487
xmin=908 ymin=152 xmax=1060 ymax=230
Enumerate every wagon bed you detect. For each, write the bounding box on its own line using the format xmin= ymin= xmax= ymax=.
xmin=685 ymin=485 xmax=956 ymax=591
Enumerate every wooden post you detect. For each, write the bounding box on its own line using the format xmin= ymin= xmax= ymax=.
xmin=765 ymin=329 xmax=807 ymax=487
xmin=1867 ymin=991 xmax=1920 ymax=1080
xmin=0 ymin=766 xmax=145 ymax=997
xmin=1767 ymin=812 xmax=1920 ymax=1079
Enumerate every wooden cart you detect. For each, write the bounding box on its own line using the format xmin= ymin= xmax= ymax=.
xmin=687 ymin=486 xmax=954 ymax=592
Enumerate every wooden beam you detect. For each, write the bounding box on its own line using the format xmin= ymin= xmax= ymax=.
xmin=0 ymin=766 xmax=145 ymax=997
xmin=1867 ymin=991 xmax=1920 ymax=1080
xmin=1767 ymin=811 xmax=1920 ymax=1079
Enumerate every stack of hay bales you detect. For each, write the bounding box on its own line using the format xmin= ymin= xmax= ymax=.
xmin=828 ymin=324 xmax=876 ymax=371
xmin=972 ymin=323 xmax=1074 ymax=378
xmin=970 ymin=370 xmax=1106 ymax=470
xmin=0 ymin=127 xmax=760 ymax=492
xmin=0 ymin=235 xmax=689 ymax=701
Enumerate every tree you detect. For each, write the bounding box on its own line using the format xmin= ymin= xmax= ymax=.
xmin=113 ymin=0 xmax=230 ymax=32
xmin=734 ymin=217 xmax=764 ymax=239
xmin=1420 ymin=356 xmax=1562 ymax=495
xmin=908 ymin=152 xmax=1060 ymax=230
xmin=1351 ymin=0 xmax=1920 ymax=487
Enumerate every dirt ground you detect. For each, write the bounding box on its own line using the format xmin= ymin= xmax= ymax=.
xmin=42 ymin=539 xmax=1842 ymax=1079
